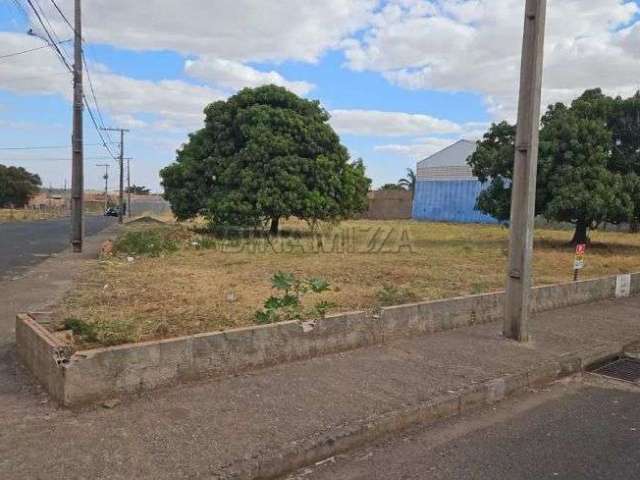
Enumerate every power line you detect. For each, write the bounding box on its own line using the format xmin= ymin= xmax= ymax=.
xmin=82 ymin=51 xmax=114 ymax=145
xmin=42 ymin=0 xmax=117 ymax=157
xmin=48 ymin=0 xmax=74 ymax=32
xmin=83 ymin=95 xmax=118 ymax=160
xmin=0 ymin=156 xmax=114 ymax=162
xmin=16 ymin=0 xmax=121 ymax=166
xmin=0 ymin=39 xmax=70 ymax=60
xmin=0 ymin=143 xmax=103 ymax=151
xmin=23 ymin=0 xmax=72 ymax=72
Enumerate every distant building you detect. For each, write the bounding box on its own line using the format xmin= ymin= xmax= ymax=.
xmin=363 ymin=189 xmax=412 ymax=220
xmin=412 ymin=139 xmax=498 ymax=224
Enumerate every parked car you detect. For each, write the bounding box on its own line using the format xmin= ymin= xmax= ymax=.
xmin=104 ymin=207 xmax=119 ymax=217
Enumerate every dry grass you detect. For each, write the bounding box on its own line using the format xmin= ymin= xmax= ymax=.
xmin=0 ymin=208 xmax=67 ymax=223
xmin=55 ymin=219 xmax=640 ymax=347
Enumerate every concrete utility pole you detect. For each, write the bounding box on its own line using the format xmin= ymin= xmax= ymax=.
xmin=70 ymin=0 xmax=83 ymax=252
xmin=126 ymin=157 xmax=132 ymax=217
xmin=102 ymin=127 xmax=129 ymax=223
xmin=96 ymin=163 xmax=110 ymax=211
xmin=504 ymin=0 xmax=548 ymax=342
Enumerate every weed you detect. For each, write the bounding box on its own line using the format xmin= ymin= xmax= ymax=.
xmin=62 ymin=317 xmax=136 ymax=347
xmin=375 ymin=284 xmax=421 ymax=307
xmin=114 ymin=228 xmax=179 ymax=257
xmin=63 ymin=317 xmax=97 ymax=342
xmin=255 ymin=271 xmax=332 ymax=324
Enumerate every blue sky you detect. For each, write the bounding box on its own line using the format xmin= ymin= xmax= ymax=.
xmin=0 ymin=0 xmax=639 ymax=191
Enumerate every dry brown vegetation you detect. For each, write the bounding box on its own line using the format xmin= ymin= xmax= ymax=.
xmin=0 ymin=208 xmax=67 ymax=223
xmin=55 ymin=219 xmax=640 ymax=347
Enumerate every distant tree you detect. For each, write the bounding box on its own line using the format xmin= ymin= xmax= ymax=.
xmin=379 ymin=183 xmax=406 ymax=191
xmin=161 ymin=85 xmax=371 ymax=234
xmin=608 ymin=91 xmax=640 ymax=230
xmin=468 ymin=121 xmax=519 ymax=222
xmin=398 ymin=168 xmax=417 ymax=196
xmin=126 ymin=185 xmax=150 ymax=195
xmin=0 ymin=164 xmax=41 ymax=208
xmin=469 ymin=90 xmax=636 ymax=244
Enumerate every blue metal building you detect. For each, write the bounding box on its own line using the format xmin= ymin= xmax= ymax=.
xmin=412 ymin=139 xmax=498 ymax=224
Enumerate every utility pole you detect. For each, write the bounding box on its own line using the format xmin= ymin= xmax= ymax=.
xmin=71 ymin=0 xmax=83 ymax=252
xmin=102 ymin=127 xmax=129 ymax=223
xmin=126 ymin=157 xmax=132 ymax=217
xmin=96 ymin=163 xmax=110 ymax=211
xmin=504 ymin=0 xmax=548 ymax=342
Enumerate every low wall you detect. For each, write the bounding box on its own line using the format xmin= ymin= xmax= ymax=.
xmin=15 ymin=314 xmax=70 ymax=401
xmin=16 ymin=273 xmax=640 ymax=406
xmin=363 ymin=190 xmax=412 ymax=220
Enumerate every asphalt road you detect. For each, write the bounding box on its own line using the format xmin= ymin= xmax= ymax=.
xmin=293 ymin=379 xmax=640 ymax=480
xmin=0 ymin=215 xmax=115 ymax=280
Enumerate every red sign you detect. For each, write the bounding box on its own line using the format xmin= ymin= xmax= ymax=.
xmin=574 ymin=243 xmax=586 ymax=270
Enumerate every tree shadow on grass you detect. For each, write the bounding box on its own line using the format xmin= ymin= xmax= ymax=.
xmin=534 ymin=237 xmax=640 ymax=255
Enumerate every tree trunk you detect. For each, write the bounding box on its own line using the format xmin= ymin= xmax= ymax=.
xmin=269 ymin=216 xmax=280 ymax=236
xmin=630 ymin=218 xmax=639 ymax=234
xmin=571 ymin=219 xmax=588 ymax=245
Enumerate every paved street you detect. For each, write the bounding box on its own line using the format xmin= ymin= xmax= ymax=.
xmin=294 ymin=379 xmax=640 ymax=480
xmin=0 ymin=215 xmax=115 ymax=280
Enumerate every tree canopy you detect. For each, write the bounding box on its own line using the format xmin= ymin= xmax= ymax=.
xmin=398 ymin=168 xmax=417 ymax=195
xmin=126 ymin=185 xmax=150 ymax=195
xmin=468 ymin=89 xmax=639 ymax=243
xmin=379 ymin=183 xmax=406 ymax=192
xmin=0 ymin=164 xmax=41 ymax=208
xmin=161 ymin=85 xmax=371 ymax=234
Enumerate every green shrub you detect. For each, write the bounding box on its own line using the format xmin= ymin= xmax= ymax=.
xmin=375 ymin=284 xmax=420 ymax=306
xmin=63 ymin=317 xmax=136 ymax=346
xmin=63 ymin=317 xmax=97 ymax=342
xmin=255 ymin=272 xmax=333 ymax=325
xmin=114 ymin=228 xmax=179 ymax=257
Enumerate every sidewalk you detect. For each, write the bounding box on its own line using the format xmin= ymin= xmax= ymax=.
xmin=2 ymin=253 xmax=640 ymax=480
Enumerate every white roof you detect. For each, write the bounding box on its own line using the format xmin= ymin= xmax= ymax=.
xmin=417 ymin=140 xmax=477 ymax=169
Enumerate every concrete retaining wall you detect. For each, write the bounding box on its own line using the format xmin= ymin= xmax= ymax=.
xmin=15 ymin=314 xmax=70 ymax=401
xmin=16 ymin=272 xmax=640 ymax=406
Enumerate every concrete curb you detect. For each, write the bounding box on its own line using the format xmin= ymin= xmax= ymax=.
xmin=217 ymin=343 xmax=628 ymax=480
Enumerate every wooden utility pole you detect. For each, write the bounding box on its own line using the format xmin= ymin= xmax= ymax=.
xmin=70 ymin=0 xmax=83 ymax=252
xmin=126 ymin=157 xmax=132 ymax=217
xmin=96 ymin=163 xmax=110 ymax=211
xmin=102 ymin=127 xmax=129 ymax=223
xmin=504 ymin=0 xmax=548 ymax=342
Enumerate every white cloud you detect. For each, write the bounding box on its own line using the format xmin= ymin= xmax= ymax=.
xmin=344 ymin=0 xmax=640 ymax=119
xmin=0 ymin=33 xmax=224 ymax=131
xmin=329 ymin=109 xmax=461 ymax=136
xmin=36 ymin=0 xmax=378 ymax=63
xmin=185 ymin=58 xmax=314 ymax=96
xmin=374 ymin=137 xmax=455 ymax=159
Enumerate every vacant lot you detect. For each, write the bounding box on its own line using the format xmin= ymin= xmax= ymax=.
xmin=0 ymin=208 xmax=67 ymax=223
xmin=55 ymin=219 xmax=640 ymax=347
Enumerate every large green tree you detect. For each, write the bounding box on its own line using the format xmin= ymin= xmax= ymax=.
xmin=609 ymin=91 xmax=640 ymax=230
xmin=161 ymin=85 xmax=371 ymax=234
xmin=469 ymin=89 xmax=637 ymax=244
xmin=539 ymin=101 xmax=631 ymax=243
xmin=0 ymin=164 xmax=41 ymax=208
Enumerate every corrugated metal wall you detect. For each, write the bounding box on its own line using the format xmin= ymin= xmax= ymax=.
xmin=411 ymin=180 xmax=499 ymax=224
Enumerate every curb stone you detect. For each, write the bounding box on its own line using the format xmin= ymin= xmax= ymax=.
xmin=215 ymin=342 xmax=631 ymax=480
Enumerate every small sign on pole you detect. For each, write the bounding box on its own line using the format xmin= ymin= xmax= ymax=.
xmin=573 ymin=243 xmax=586 ymax=281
